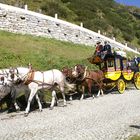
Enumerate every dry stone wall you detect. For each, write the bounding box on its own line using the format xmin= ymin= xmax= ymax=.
xmin=0 ymin=3 xmax=139 ymax=54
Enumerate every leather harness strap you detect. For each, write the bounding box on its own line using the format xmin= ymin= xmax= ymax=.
xmin=24 ymin=70 xmax=55 ymax=89
xmin=83 ymin=70 xmax=104 ymax=87
xmin=24 ymin=70 xmax=35 ymax=85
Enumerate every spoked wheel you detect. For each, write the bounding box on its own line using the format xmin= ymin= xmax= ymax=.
xmin=117 ymin=79 xmax=125 ymax=94
xmin=134 ymin=72 xmax=140 ymax=90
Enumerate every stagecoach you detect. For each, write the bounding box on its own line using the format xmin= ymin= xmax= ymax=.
xmin=88 ymin=51 xmax=140 ymax=93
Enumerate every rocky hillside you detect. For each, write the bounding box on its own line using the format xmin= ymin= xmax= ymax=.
xmin=1 ymin=0 xmax=140 ymax=49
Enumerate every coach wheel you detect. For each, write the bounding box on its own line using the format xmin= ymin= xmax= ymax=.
xmin=134 ymin=72 xmax=140 ymax=90
xmin=117 ymin=79 xmax=125 ymax=94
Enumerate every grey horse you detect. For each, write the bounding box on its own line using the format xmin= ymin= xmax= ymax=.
xmin=0 ymin=76 xmax=46 ymax=113
xmin=0 ymin=76 xmax=30 ymax=112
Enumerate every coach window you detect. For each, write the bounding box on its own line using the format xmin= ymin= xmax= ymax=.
xmin=107 ymin=59 xmax=114 ymax=67
xmin=100 ymin=62 xmax=106 ymax=71
xmin=115 ymin=58 xmax=121 ymax=70
xmin=123 ymin=60 xmax=127 ymax=70
xmin=106 ymin=59 xmax=115 ymax=72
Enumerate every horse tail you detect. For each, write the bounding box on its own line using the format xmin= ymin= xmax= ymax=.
xmin=64 ymin=80 xmax=76 ymax=91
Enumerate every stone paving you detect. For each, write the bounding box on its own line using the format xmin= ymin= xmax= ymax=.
xmin=1 ymin=89 xmax=140 ymax=140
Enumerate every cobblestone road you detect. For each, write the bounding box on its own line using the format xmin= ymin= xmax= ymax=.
xmin=1 ymin=89 xmax=140 ymax=140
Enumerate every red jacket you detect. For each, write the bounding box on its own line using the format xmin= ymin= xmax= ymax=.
xmin=96 ymin=45 xmax=103 ymax=52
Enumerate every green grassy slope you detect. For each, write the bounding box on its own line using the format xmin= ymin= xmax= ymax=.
xmin=129 ymin=135 xmax=140 ymax=140
xmin=0 ymin=31 xmax=96 ymax=70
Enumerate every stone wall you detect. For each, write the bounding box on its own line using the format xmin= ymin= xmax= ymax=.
xmin=0 ymin=3 xmax=139 ymax=54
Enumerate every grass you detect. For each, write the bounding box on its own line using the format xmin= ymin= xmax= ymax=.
xmin=129 ymin=135 xmax=140 ymax=140
xmin=0 ymin=30 xmax=138 ymax=70
xmin=0 ymin=30 xmax=96 ymax=70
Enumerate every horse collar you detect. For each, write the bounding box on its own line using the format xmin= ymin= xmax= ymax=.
xmin=24 ymin=71 xmax=35 ymax=85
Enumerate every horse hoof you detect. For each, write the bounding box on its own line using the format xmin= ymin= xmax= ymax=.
xmin=16 ymin=110 xmax=20 ymax=113
xmin=49 ymin=107 xmax=54 ymax=110
xmin=56 ymin=101 xmax=59 ymax=106
xmin=16 ymin=108 xmax=20 ymax=112
xmin=69 ymin=97 xmax=73 ymax=101
xmin=7 ymin=109 xmax=13 ymax=113
xmin=24 ymin=113 xmax=29 ymax=117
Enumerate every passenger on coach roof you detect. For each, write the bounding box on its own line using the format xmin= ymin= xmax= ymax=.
xmin=94 ymin=41 xmax=104 ymax=57
xmin=103 ymin=41 xmax=112 ymax=54
xmin=100 ymin=41 xmax=112 ymax=59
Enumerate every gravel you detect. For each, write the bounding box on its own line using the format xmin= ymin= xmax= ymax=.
xmin=0 ymin=89 xmax=140 ymax=140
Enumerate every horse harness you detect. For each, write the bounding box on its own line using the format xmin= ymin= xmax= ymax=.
xmin=23 ymin=70 xmax=56 ymax=89
xmin=24 ymin=70 xmax=35 ymax=85
xmin=79 ymin=69 xmax=104 ymax=87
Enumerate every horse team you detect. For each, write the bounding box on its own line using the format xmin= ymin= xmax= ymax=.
xmin=0 ymin=64 xmax=104 ymax=116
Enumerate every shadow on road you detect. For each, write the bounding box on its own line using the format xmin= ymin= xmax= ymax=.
xmin=130 ymin=125 xmax=140 ymax=129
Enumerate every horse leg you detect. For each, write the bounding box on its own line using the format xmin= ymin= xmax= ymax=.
xmin=50 ymin=90 xmax=57 ymax=110
xmin=88 ymin=81 xmax=93 ymax=98
xmin=55 ymin=93 xmax=59 ymax=106
xmin=62 ymin=92 xmax=66 ymax=107
xmin=69 ymin=96 xmax=73 ymax=101
xmin=5 ymin=95 xmax=14 ymax=113
xmin=97 ymin=82 xmax=104 ymax=97
xmin=14 ymin=101 xmax=20 ymax=111
xmin=60 ymin=84 xmax=67 ymax=107
xmin=80 ymin=86 xmax=85 ymax=100
xmin=25 ymin=88 xmax=38 ymax=115
xmin=96 ymin=89 xmax=101 ymax=97
xmin=100 ymin=81 xmax=104 ymax=96
xmin=101 ymin=89 xmax=104 ymax=96
xmin=11 ymin=88 xmax=20 ymax=112
xmin=35 ymin=93 xmax=42 ymax=112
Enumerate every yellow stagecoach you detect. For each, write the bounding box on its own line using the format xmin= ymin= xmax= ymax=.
xmin=88 ymin=53 xmax=140 ymax=94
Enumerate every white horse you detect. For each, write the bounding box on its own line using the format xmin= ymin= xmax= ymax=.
xmin=6 ymin=67 xmax=74 ymax=115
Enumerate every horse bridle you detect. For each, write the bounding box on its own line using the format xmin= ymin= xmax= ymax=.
xmin=0 ymin=76 xmax=5 ymax=85
xmin=75 ymin=66 xmax=87 ymax=81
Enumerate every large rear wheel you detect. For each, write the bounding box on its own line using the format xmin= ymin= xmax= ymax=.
xmin=134 ymin=72 xmax=140 ymax=90
xmin=117 ymin=79 xmax=125 ymax=94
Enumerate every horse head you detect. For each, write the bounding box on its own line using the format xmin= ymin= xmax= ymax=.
xmin=0 ymin=68 xmax=13 ymax=86
xmin=0 ymin=76 xmax=12 ymax=104
xmin=7 ymin=67 xmax=31 ymax=84
xmin=62 ymin=67 xmax=76 ymax=83
xmin=72 ymin=64 xmax=87 ymax=80
xmin=62 ymin=67 xmax=73 ymax=77
xmin=0 ymin=74 xmax=14 ymax=87
xmin=62 ymin=67 xmax=69 ymax=76
xmin=6 ymin=67 xmax=19 ymax=84
xmin=0 ymin=76 xmax=5 ymax=86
